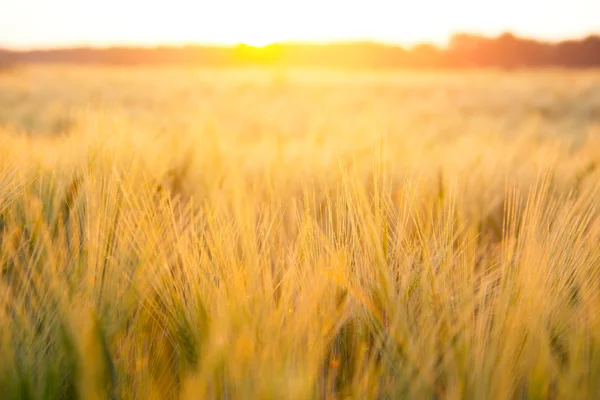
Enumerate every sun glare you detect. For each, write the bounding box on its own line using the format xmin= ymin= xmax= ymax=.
xmin=1 ymin=0 xmax=599 ymax=49
xmin=241 ymin=35 xmax=277 ymax=48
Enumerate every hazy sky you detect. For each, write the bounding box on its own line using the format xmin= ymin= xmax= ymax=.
xmin=1 ymin=0 xmax=599 ymax=49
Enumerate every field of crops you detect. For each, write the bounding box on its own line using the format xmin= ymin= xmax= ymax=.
xmin=1 ymin=66 xmax=600 ymax=399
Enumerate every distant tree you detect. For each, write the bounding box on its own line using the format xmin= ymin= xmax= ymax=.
xmin=2 ymin=32 xmax=600 ymax=68
xmin=449 ymin=33 xmax=487 ymax=52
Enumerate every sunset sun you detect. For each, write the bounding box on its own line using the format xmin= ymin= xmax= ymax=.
xmin=2 ymin=0 xmax=600 ymax=397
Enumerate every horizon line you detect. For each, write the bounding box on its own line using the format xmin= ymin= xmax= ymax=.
xmin=2 ymin=30 xmax=600 ymax=52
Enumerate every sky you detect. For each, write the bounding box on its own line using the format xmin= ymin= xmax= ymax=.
xmin=1 ymin=0 xmax=599 ymax=49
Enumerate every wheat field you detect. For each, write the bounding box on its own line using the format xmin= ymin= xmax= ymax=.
xmin=1 ymin=66 xmax=600 ymax=399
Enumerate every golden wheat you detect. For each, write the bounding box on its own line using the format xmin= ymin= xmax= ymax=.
xmin=0 ymin=66 xmax=600 ymax=399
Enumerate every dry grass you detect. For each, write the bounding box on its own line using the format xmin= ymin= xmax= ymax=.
xmin=1 ymin=66 xmax=600 ymax=399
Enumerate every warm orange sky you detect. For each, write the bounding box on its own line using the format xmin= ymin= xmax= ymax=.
xmin=1 ymin=0 xmax=599 ymax=49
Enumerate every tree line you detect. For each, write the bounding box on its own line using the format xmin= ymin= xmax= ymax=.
xmin=1 ymin=32 xmax=600 ymax=68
